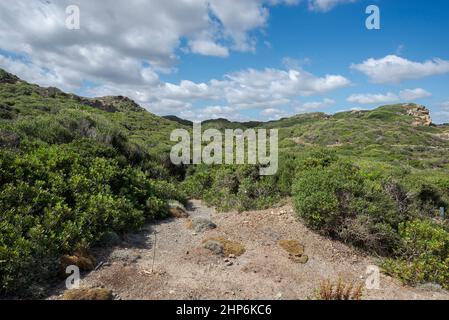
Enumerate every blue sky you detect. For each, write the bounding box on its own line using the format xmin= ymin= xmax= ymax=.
xmin=0 ymin=0 xmax=448 ymax=122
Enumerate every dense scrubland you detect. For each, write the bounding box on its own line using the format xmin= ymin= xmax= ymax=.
xmin=1 ymin=68 xmax=448 ymax=297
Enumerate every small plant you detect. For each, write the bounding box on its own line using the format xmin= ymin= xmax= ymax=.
xmin=316 ymin=279 xmax=363 ymax=300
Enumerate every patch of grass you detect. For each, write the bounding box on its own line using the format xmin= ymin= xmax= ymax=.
xmin=278 ymin=240 xmax=305 ymax=256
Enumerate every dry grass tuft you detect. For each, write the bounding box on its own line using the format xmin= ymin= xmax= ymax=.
xmin=169 ymin=207 xmax=189 ymax=218
xmin=316 ymin=279 xmax=363 ymax=300
xmin=278 ymin=239 xmax=305 ymax=256
xmin=202 ymin=237 xmax=246 ymax=256
xmin=59 ymin=248 xmax=96 ymax=276
xmin=278 ymin=239 xmax=308 ymax=263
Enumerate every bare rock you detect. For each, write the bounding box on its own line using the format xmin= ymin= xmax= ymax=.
xmin=202 ymin=240 xmax=224 ymax=255
xmin=191 ymin=217 xmax=217 ymax=232
xmin=405 ymin=104 xmax=432 ymax=126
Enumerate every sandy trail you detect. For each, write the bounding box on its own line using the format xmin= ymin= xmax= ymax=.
xmin=50 ymin=200 xmax=449 ymax=300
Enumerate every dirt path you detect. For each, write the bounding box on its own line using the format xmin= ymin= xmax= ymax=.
xmin=50 ymin=200 xmax=449 ymax=300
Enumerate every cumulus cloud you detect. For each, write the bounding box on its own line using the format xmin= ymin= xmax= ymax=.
xmin=308 ymin=0 xmax=357 ymax=12
xmin=294 ymin=98 xmax=335 ymax=112
xmin=0 ymin=0 xmax=354 ymax=121
xmin=351 ymin=55 xmax=449 ymax=84
xmin=260 ymin=107 xmax=291 ymax=120
xmin=189 ymin=39 xmax=229 ymax=58
xmin=0 ymin=0 xmax=303 ymax=90
xmin=347 ymin=92 xmax=398 ymax=105
xmin=85 ymin=65 xmax=350 ymax=115
xmin=347 ymin=88 xmax=432 ymax=105
xmin=220 ymin=68 xmax=349 ymax=109
xmin=399 ymin=88 xmax=432 ymax=101
xmin=179 ymin=105 xmax=249 ymax=122
xmin=434 ymin=100 xmax=449 ymax=123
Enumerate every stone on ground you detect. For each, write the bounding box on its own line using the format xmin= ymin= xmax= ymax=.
xmin=202 ymin=240 xmax=224 ymax=255
xmin=167 ymin=200 xmax=188 ymax=218
xmin=191 ymin=217 xmax=217 ymax=232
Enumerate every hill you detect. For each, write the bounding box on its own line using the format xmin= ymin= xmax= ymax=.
xmin=1 ymin=68 xmax=448 ymax=297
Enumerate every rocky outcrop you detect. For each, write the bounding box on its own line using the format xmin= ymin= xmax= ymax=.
xmin=0 ymin=69 xmax=20 ymax=84
xmin=405 ymin=104 xmax=432 ymax=126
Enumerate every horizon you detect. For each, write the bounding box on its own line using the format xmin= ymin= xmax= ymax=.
xmin=2 ymin=66 xmax=443 ymax=125
xmin=1 ymin=0 xmax=449 ymax=123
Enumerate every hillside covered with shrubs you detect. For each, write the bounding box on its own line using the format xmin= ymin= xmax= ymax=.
xmin=1 ymin=68 xmax=449 ymax=296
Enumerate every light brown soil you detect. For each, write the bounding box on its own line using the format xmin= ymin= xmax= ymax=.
xmin=49 ymin=200 xmax=449 ymax=300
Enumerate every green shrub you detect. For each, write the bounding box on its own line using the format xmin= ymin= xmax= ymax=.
xmin=383 ymin=220 xmax=449 ymax=289
xmin=0 ymin=143 xmax=181 ymax=296
xmin=293 ymin=151 xmax=405 ymax=254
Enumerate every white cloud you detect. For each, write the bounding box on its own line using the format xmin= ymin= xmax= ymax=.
xmin=260 ymin=107 xmax=291 ymax=120
xmin=0 ymin=0 xmax=355 ymax=121
xmin=308 ymin=0 xmax=356 ymax=12
xmin=189 ymin=39 xmax=229 ymax=58
xmin=347 ymin=92 xmax=398 ymax=105
xmin=347 ymin=88 xmax=432 ymax=105
xmin=179 ymin=105 xmax=249 ymax=122
xmin=85 ymin=65 xmax=349 ymax=114
xmin=399 ymin=88 xmax=432 ymax=101
xmin=0 ymin=0 xmax=305 ymax=91
xmin=294 ymin=98 xmax=335 ymax=112
xmin=351 ymin=55 xmax=449 ymax=83
xmin=434 ymin=100 xmax=449 ymax=123
xmin=221 ymin=68 xmax=349 ymax=109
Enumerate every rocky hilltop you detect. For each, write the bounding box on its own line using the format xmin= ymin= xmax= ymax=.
xmin=404 ymin=103 xmax=432 ymax=126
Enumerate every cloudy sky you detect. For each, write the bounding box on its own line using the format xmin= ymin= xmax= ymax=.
xmin=1 ymin=0 xmax=449 ymax=122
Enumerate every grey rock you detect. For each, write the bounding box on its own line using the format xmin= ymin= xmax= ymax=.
xmin=192 ymin=217 xmax=217 ymax=232
xmin=203 ymin=240 xmax=224 ymax=255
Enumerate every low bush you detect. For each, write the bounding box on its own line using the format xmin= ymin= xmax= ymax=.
xmin=292 ymin=150 xmax=449 ymax=288
xmin=383 ymin=220 xmax=449 ymax=289
xmin=0 ymin=143 xmax=184 ymax=296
